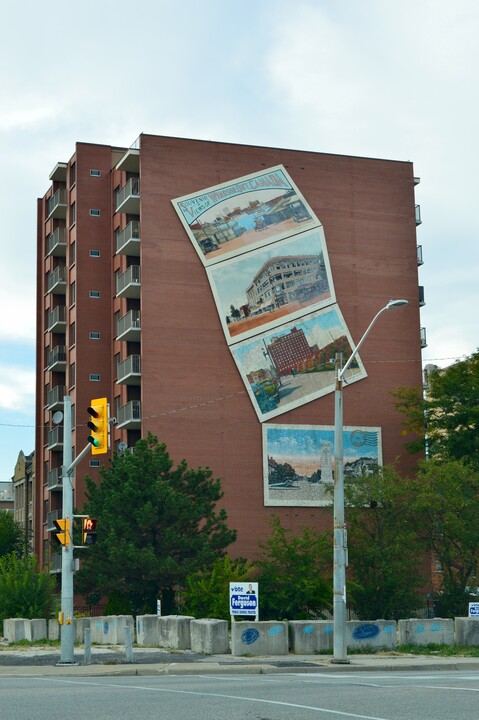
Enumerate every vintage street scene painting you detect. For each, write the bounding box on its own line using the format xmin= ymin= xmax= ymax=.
xmin=171 ymin=165 xmax=321 ymax=266
xmin=206 ymin=227 xmax=335 ymax=345
xmin=231 ymin=305 xmax=366 ymax=422
xmin=263 ymin=424 xmax=382 ymax=506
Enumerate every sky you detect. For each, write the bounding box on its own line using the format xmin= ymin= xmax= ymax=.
xmin=1 ymin=0 xmax=478 ymax=482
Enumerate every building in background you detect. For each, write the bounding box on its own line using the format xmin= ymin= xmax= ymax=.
xmin=35 ymin=134 xmax=426 ymax=574
xmin=0 ymin=481 xmax=14 ymax=512
xmin=12 ymin=450 xmax=34 ymax=551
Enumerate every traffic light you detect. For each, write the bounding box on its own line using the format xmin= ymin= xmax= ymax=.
xmin=82 ymin=518 xmax=98 ymax=545
xmin=87 ymin=397 xmax=109 ymax=455
xmin=53 ymin=518 xmax=71 ymax=546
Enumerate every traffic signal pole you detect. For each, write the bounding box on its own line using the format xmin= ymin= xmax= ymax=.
xmin=58 ymin=396 xmax=91 ymax=665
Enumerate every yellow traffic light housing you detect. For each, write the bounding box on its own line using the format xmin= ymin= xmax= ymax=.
xmin=53 ymin=518 xmax=71 ymax=546
xmin=82 ymin=518 xmax=98 ymax=545
xmin=87 ymin=397 xmax=109 ymax=455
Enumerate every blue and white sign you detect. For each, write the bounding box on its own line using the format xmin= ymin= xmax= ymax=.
xmin=468 ymin=602 xmax=479 ymax=617
xmin=230 ymin=582 xmax=259 ymax=617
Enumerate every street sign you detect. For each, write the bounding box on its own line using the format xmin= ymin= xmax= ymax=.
xmin=468 ymin=602 xmax=479 ymax=617
xmin=229 ymin=582 xmax=259 ymax=617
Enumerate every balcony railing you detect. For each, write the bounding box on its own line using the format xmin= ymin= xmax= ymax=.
xmin=116 ymin=220 xmax=140 ymax=255
xmin=46 ymin=509 xmax=61 ymax=531
xmin=419 ymin=285 xmax=425 ymax=307
xmin=50 ymin=552 xmax=62 ymax=573
xmin=46 ymin=385 xmax=66 ymax=410
xmin=46 ymin=227 xmax=67 ymax=257
xmin=117 ymin=400 xmax=141 ymax=429
xmin=47 ymin=188 xmax=67 ymax=219
xmin=46 ymin=305 xmax=66 ymax=332
xmin=46 ymin=266 xmax=67 ymax=294
xmin=415 ymin=204 xmax=422 ymax=226
xmin=117 ymin=355 xmax=141 ymax=385
xmin=420 ymin=327 xmax=427 ymax=349
xmin=47 ymin=426 xmax=64 ymax=451
xmin=417 ymin=245 xmax=423 ymax=266
xmin=116 ymin=265 xmax=141 ymax=298
xmin=116 ymin=310 xmax=141 ymax=341
xmin=47 ymin=467 xmax=63 ymax=491
xmin=115 ymin=177 xmax=140 ymax=214
xmin=46 ymin=345 xmax=66 ymax=371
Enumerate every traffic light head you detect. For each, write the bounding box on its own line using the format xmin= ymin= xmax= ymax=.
xmin=82 ymin=517 xmax=98 ymax=545
xmin=87 ymin=397 xmax=109 ymax=455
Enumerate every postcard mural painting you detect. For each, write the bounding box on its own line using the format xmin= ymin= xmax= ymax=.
xmin=171 ymin=165 xmax=321 ymax=267
xmin=231 ymin=304 xmax=367 ymax=422
xmin=206 ymin=226 xmax=336 ymax=346
xmin=263 ymin=424 xmax=382 ymax=507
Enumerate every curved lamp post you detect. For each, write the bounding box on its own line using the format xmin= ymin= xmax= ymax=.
xmin=332 ymin=299 xmax=408 ymax=664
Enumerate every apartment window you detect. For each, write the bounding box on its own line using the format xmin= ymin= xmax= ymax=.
xmin=69 ymin=281 xmax=76 ymax=307
xmin=89 ymin=332 xmax=101 ymax=340
xmin=69 ymin=161 xmax=76 ymax=188
xmin=69 ymin=362 xmax=76 ymax=388
xmin=70 ymin=201 xmax=76 ymax=227
xmin=69 ymin=241 xmax=76 ymax=266
xmin=114 ymin=353 xmax=120 ymax=381
xmin=89 ymin=459 xmax=100 ymax=467
xmin=69 ymin=321 xmax=76 ymax=347
xmin=90 ymin=373 xmax=100 ymax=382
xmin=90 ymin=209 xmax=101 ymax=217
xmin=89 ymin=291 xmax=100 ymax=299
xmin=90 ymin=169 xmax=101 ymax=177
xmin=90 ymin=249 xmax=100 ymax=257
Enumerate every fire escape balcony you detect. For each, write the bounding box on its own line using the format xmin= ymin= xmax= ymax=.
xmin=47 ymin=427 xmax=63 ymax=451
xmin=415 ymin=204 xmax=422 ymax=226
xmin=117 ymin=400 xmax=141 ymax=429
xmin=46 ymin=305 xmax=66 ymax=333
xmin=115 ymin=177 xmax=140 ymax=215
xmin=116 ymin=265 xmax=140 ymax=298
xmin=116 ymin=310 xmax=141 ymax=341
xmin=117 ymin=355 xmax=141 ymax=385
xmin=46 ymin=385 xmax=66 ymax=410
xmin=116 ymin=220 xmax=140 ymax=255
xmin=47 ymin=266 xmax=67 ymax=295
xmin=420 ymin=327 xmax=427 ymax=349
xmin=47 ymin=467 xmax=63 ymax=491
xmin=46 ymin=509 xmax=61 ymax=531
xmin=46 ymin=227 xmax=67 ymax=257
xmin=46 ymin=345 xmax=66 ymax=372
xmin=47 ymin=188 xmax=67 ymax=220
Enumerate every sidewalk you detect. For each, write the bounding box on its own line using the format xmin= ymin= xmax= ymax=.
xmin=2 ymin=646 xmax=479 ymax=678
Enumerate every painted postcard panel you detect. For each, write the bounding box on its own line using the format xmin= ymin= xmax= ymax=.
xmin=171 ymin=165 xmax=321 ymax=266
xmin=231 ymin=304 xmax=367 ymax=422
xmin=206 ymin=226 xmax=336 ymax=345
xmin=263 ymin=424 xmax=383 ymax=507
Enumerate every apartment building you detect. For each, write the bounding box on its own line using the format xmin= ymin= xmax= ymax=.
xmin=35 ymin=134 xmax=426 ymax=569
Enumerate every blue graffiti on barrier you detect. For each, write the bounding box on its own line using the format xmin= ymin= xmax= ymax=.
xmin=269 ymin=625 xmax=283 ymax=636
xmin=303 ymin=625 xmax=314 ymax=634
xmin=241 ymin=628 xmax=260 ymax=645
xmin=352 ymin=624 xmax=380 ymax=640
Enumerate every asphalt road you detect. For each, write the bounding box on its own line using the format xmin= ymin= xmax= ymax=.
xmin=2 ymin=670 xmax=479 ymax=720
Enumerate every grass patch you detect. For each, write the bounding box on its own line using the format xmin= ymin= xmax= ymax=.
xmin=396 ymin=643 xmax=479 ymax=657
xmin=0 ymin=638 xmax=60 ymax=650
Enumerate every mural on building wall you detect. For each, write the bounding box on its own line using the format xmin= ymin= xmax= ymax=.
xmin=206 ymin=227 xmax=335 ymax=345
xmin=171 ymin=165 xmax=321 ymax=266
xmin=231 ymin=305 xmax=366 ymax=422
xmin=263 ymin=424 xmax=382 ymax=507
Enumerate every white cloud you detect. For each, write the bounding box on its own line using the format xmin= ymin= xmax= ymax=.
xmin=0 ymin=365 xmax=35 ymax=413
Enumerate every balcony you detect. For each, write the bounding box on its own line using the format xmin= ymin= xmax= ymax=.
xmin=46 ymin=385 xmax=66 ymax=410
xmin=50 ymin=551 xmax=62 ymax=574
xmin=115 ymin=177 xmax=140 ymax=215
xmin=117 ymin=400 xmax=141 ymax=429
xmin=46 ymin=227 xmax=67 ymax=257
xmin=116 ymin=310 xmax=141 ymax=341
xmin=47 ymin=188 xmax=67 ymax=220
xmin=415 ymin=204 xmax=422 ymax=226
xmin=115 ymin=148 xmax=140 ymax=173
xmin=46 ymin=345 xmax=66 ymax=371
xmin=46 ymin=509 xmax=61 ymax=531
xmin=116 ymin=220 xmax=140 ymax=255
xmin=117 ymin=355 xmax=141 ymax=385
xmin=116 ymin=265 xmax=140 ymax=298
xmin=46 ymin=305 xmax=66 ymax=333
xmin=47 ymin=467 xmax=63 ymax=491
xmin=49 ymin=163 xmax=67 ymax=182
xmin=46 ymin=266 xmax=67 ymax=295
xmin=421 ymin=327 xmax=427 ymax=349
xmin=417 ymin=245 xmax=423 ymax=266
xmin=419 ymin=285 xmax=426 ymax=307
xmin=47 ymin=426 xmax=63 ymax=451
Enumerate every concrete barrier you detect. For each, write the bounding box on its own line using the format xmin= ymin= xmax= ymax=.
xmin=90 ymin=615 xmax=134 ymax=644
xmin=136 ymin=614 xmax=160 ymax=646
xmin=347 ymin=620 xmax=397 ymax=650
xmin=289 ymin=621 xmax=334 ymax=654
xmin=3 ymin=618 xmax=28 ymax=642
xmin=74 ymin=618 xmax=91 ymax=643
xmin=232 ymin=621 xmax=288 ymax=656
xmin=398 ymin=618 xmax=454 ymax=646
xmin=455 ymin=617 xmax=479 ymax=645
xmin=158 ymin=615 xmax=194 ymax=650
xmin=48 ymin=619 xmax=59 ymax=641
xmin=190 ymin=619 xmax=229 ymax=654
xmin=25 ymin=618 xmax=48 ymax=642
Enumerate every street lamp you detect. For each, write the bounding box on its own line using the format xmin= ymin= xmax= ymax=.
xmin=332 ymin=299 xmax=408 ymax=663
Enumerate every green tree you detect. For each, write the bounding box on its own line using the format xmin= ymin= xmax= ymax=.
xmin=345 ymin=466 xmax=423 ymax=620
xmin=254 ymin=515 xmax=332 ymax=620
xmin=230 ymin=304 xmax=241 ymax=321
xmin=411 ymin=458 xmax=479 ymax=617
xmin=393 ymin=350 xmax=479 ymax=467
xmin=0 ymin=509 xmax=25 ymax=558
xmin=76 ymin=434 xmax=237 ymax=615
xmin=183 ymin=556 xmax=253 ymax=621
xmin=0 ymin=553 xmax=56 ymax=631
xmin=269 ymin=462 xmax=297 ymax=487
